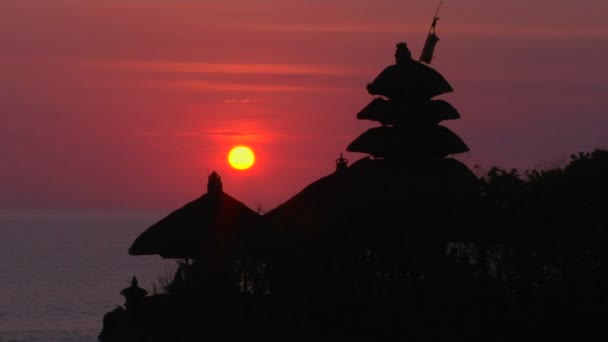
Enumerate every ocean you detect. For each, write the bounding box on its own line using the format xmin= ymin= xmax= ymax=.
xmin=0 ymin=210 xmax=176 ymax=342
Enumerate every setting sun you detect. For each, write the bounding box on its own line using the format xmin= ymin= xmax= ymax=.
xmin=228 ymin=146 xmax=255 ymax=170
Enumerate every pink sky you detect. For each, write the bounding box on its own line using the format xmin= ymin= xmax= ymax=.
xmin=1 ymin=0 xmax=607 ymax=211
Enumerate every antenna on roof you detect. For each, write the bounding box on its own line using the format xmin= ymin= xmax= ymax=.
xmin=419 ymin=0 xmax=444 ymax=64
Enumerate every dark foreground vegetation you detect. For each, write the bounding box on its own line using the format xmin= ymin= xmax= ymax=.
xmin=100 ymin=149 xmax=608 ymax=342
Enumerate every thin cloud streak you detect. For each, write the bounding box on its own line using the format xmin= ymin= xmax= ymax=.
xmin=203 ymin=131 xmax=257 ymax=137
xmin=136 ymin=130 xmax=257 ymax=138
xmin=231 ymin=23 xmax=608 ymax=39
xmin=243 ymin=23 xmax=424 ymax=34
xmin=149 ymin=80 xmax=358 ymax=93
xmin=89 ymin=60 xmax=362 ymax=76
xmin=447 ymin=25 xmax=608 ymax=38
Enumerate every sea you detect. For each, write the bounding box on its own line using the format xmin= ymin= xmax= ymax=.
xmin=0 ymin=210 xmax=177 ymax=342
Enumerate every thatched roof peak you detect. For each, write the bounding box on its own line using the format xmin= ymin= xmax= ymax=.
xmin=128 ymin=172 xmax=260 ymax=259
xmin=207 ymin=171 xmax=223 ymax=194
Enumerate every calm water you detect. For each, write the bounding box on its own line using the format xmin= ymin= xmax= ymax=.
xmin=0 ymin=210 xmax=176 ymax=342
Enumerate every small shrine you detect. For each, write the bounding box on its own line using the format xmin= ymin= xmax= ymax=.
xmin=120 ymin=276 xmax=148 ymax=313
xmin=335 ymin=153 xmax=349 ymax=173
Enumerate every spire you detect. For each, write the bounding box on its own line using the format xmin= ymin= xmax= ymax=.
xmin=207 ymin=171 xmax=223 ymax=194
xmin=335 ymin=153 xmax=349 ymax=173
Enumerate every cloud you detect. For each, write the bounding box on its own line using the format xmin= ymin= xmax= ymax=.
xmin=203 ymin=131 xmax=257 ymax=137
xmin=447 ymin=25 xmax=608 ymax=39
xmin=76 ymin=60 xmax=363 ymax=94
xmin=241 ymin=23 xmax=423 ymax=34
xmin=113 ymin=79 xmax=356 ymax=94
xmin=153 ymin=80 xmax=357 ymax=93
xmin=136 ymin=130 xmax=257 ymax=138
xmin=90 ymin=60 xmax=361 ymax=77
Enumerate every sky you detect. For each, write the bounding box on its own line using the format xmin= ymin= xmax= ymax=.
xmin=1 ymin=0 xmax=607 ymax=211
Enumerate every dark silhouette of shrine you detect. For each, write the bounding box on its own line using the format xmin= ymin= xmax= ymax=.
xmin=99 ymin=42 xmax=608 ymax=342
xmin=351 ymin=42 xmax=466 ymax=158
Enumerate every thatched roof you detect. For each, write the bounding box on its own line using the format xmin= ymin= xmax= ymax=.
xmin=356 ymin=98 xmax=460 ymax=126
xmin=129 ymin=172 xmax=260 ymax=259
xmin=366 ymin=61 xmax=453 ymax=100
xmin=263 ymin=157 xmax=481 ymax=254
xmin=347 ymin=125 xmax=469 ymax=159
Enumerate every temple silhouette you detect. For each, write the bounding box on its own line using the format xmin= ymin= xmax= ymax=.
xmin=350 ymin=42 xmax=467 ymax=159
xmin=99 ymin=42 xmax=608 ymax=342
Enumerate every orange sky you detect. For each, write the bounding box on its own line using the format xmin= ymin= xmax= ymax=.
xmin=1 ymin=0 xmax=607 ymax=211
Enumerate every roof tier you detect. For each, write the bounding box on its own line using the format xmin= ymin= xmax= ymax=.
xmin=366 ymin=61 xmax=453 ymax=100
xmin=356 ymin=97 xmax=460 ymax=126
xmin=347 ymin=125 xmax=469 ymax=159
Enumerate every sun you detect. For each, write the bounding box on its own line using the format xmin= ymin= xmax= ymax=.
xmin=228 ymin=146 xmax=255 ymax=170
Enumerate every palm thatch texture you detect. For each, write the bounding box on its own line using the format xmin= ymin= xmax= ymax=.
xmin=128 ymin=172 xmax=261 ymax=261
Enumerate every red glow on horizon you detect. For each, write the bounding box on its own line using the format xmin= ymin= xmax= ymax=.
xmin=1 ymin=0 xmax=607 ymax=210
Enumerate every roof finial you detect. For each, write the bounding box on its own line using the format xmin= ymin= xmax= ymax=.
xmin=395 ymin=42 xmax=412 ymax=65
xmin=335 ymin=153 xmax=349 ymax=173
xmin=207 ymin=171 xmax=223 ymax=193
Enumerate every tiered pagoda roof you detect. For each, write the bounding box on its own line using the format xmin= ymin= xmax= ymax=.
xmin=347 ymin=42 xmax=468 ymax=160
